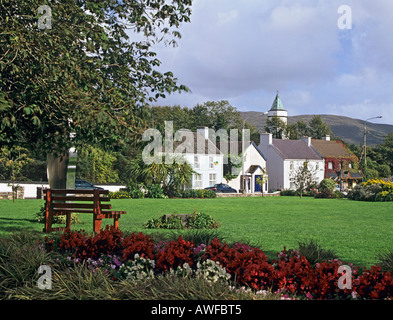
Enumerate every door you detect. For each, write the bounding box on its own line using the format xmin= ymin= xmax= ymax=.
xmin=254 ymin=175 xmax=262 ymax=192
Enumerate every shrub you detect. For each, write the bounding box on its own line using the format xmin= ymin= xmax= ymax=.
xmin=146 ymin=184 xmax=166 ymax=198
xmin=121 ymin=232 xmax=155 ymax=261
xmin=55 ymin=226 xmax=124 ymax=260
xmin=187 ymin=211 xmax=220 ymax=229
xmin=348 ymin=179 xmax=393 ymax=202
xmin=377 ymin=250 xmax=393 ymax=273
xmin=144 ymin=214 xmax=184 ymax=229
xmin=280 ymin=189 xmax=298 ymax=196
xmin=182 ymin=189 xmax=216 ymax=198
xmin=108 ymin=190 xmax=132 ymax=199
xmin=155 ymin=236 xmax=195 ymax=272
xmin=144 ymin=211 xmax=220 ymax=230
xmin=203 ymin=238 xmax=274 ymax=290
xmin=319 ymin=178 xmax=336 ymax=193
xmin=296 ymin=239 xmax=339 ymax=266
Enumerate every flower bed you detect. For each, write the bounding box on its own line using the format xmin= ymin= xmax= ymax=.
xmin=43 ymin=226 xmax=393 ymax=300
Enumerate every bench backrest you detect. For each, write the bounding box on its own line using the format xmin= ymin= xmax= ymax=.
xmin=44 ymin=189 xmax=111 ymax=215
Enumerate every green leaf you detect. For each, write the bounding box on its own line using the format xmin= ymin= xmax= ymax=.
xmin=23 ymin=107 xmax=32 ymax=115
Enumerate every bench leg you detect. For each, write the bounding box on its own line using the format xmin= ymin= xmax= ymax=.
xmin=44 ymin=208 xmax=53 ymax=233
xmin=66 ymin=213 xmax=72 ymax=230
xmin=113 ymin=216 xmax=119 ymax=229
xmin=93 ymin=216 xmax=102 ymax=233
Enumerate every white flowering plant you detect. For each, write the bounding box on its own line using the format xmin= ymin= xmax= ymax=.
xmin=117 ymin=253 xmax=156 ymax=282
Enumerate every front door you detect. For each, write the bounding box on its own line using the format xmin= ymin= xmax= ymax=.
xmin=255 ymin=175 xmax=262 ymax=192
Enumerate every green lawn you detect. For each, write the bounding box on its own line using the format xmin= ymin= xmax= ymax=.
xmin=0 ymin=196 xmax=392 ymax=268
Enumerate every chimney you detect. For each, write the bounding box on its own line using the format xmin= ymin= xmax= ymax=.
xmin=322 ymin=135 xmax=331 ymax=141
xmin=197 ymin=127 xmax=209 ymax=140
xmin=301 ymin=136 xmax=312 ymax=147
xmin=259 ymin=133 xmax=273 ymax=146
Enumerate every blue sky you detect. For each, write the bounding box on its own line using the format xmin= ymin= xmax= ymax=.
xmin=152 ymin=0 xmax=393 ymax=126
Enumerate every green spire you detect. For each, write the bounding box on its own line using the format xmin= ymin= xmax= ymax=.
xmin=270 ymin=91 xmax=286 ymax=111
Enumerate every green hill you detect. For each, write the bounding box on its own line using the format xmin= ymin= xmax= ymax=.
xmin=240 ymin=112 xmax=393 ymax=146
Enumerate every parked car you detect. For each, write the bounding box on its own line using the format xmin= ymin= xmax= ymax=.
xmin=75 ymin=179 xmax=104 ymax=190
xmin=204 ymin=183 xmax=237 ymax=193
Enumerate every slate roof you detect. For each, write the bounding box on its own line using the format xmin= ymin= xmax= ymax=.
xmin=272 ymin=139 xmax=322 ymax=160
xmin=311 ymin=139 xmax=357 ymax=159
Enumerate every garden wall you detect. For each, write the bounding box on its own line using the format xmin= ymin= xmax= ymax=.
xmin=0 ymin=181 xmax=125 ymax=199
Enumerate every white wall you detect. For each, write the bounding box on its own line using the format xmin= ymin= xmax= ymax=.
xmin=185 ymin=153 xmax=223 ymax=189
xmin=285 ymin=160 xmax=325 ymax=190
xmin=258 ymin=135 xmax=285 ymax=191
xmin=227 ymin=144 xmax=268 ymax=193
xmin=0 ymin=181 xmax=126 ymax=199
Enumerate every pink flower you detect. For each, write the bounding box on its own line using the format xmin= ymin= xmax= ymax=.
xmin=305 ymin=292 xmax=313 ymax=300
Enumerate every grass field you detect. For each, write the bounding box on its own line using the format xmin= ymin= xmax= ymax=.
xmin=0 ymin=196 xmax=392 ymax=268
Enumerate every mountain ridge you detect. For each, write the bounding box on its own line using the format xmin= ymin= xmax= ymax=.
xmin=240 ymin=112 xmax=393 ymax=146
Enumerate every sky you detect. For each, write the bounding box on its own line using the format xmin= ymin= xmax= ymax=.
xmin=151 ymin=0 xmax=393 ymax=126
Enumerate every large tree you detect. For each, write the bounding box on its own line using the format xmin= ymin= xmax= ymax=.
xmin=0 ymin=0 xmax=192 ymax=188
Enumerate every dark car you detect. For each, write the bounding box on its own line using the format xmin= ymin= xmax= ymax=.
xmin=204 ymin=183 xmax=237 ymax=193
xmin=75 ymin=179 xmax=104 ymax=190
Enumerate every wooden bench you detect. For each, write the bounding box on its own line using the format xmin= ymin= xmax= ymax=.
xmin=43 ymin=189 xmax=126 ymax=233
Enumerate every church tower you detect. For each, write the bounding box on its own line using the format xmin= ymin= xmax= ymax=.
xmin=267 ymin=91 xmax=288 ymax=125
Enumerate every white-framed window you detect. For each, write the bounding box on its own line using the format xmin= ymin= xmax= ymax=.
xmin=209 ymin=173 xmax=216 ymax=186
xmin=194 ymin=174 xmax=202 ymax=188
xmin=328 ymin=162 xmax=333 ymax=170
xmin=290 ymin=161 xmax=294 ymax=170
xmin=194 ymin=156 xmax=199 ymax=169
xmin=349 ymin=163 xmax=352 ymax=169
xmin=209 ymin=156 xmax=214 ymax=169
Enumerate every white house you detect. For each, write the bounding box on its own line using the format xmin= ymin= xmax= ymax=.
xmin=258 ymin=133 xmax=324 ymax=191
xmin=220 ymin=141 xmax=268 ymax=193
xmin=170 ymin=127 xmax=224 ymax=189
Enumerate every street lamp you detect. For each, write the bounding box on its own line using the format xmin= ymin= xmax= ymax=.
xmin=363 ymin=116 xmax=382 ymax=167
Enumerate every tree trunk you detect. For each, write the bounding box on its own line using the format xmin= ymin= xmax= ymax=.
xmin=46 ymin=153 xmax=69 ymax=189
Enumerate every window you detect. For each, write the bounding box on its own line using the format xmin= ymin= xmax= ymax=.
xmin=209 ymin=156 xmax=214 ymax=169
xmin=209 ymin=173 xmax=216 ymax=186
xmin=290 ymin=161 xmax=294 ymax=170
xmin=194 ymin=156 xmax=199 ymax=169
xmin=349 ymin=163 xmax=352 ymax=169
xmin=328 ymin=162 xmax=333 ymax=170
xmin=194 ymin=174 xmax=202 ymax=188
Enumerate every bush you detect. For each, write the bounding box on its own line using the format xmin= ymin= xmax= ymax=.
xmin=348 ymin=179 xmax=393 ymax=202
xmin=280 ymin=189 xmax=298 ymax=196
xmin=108 ymin=190 xmax=132 ymax=199
xmin=146 ymin=184 xmax=166 ymax=198
xmin=296 ymin=239 xmax=339 ymax=266
xmin=182 ymin=189 xmax=216 ymax=198
xmin=377 ymin=250 xmax=393 ymax=273
xmin=318 ymin=179 xmax=336 ymax=193
xmin=144 ymin=211 xmax=220 ymax=230
xmin=314 ymin=190 xmax=346 ymax=199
